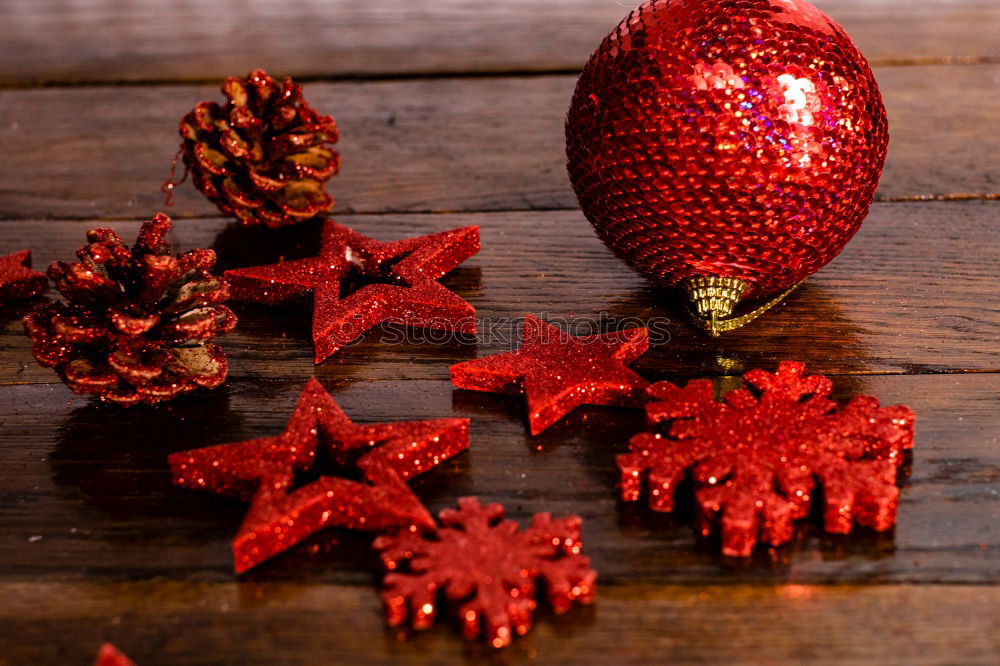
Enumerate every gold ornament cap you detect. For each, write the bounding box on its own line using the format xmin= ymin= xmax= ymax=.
xmin=683 ymin=276 xmax=801 ymax=337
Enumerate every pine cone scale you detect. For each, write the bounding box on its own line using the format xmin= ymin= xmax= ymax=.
xmin=108 ymin=309 xmax=159 ymax=336
xmin=192 ymin=142 xmax=231 ymax=176
xmin=64 ymin=358 xmax=119 ymax=390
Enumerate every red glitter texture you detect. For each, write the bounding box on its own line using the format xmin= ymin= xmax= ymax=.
xmin=225 ymin=219 xmax=479 ymax=364
xmin=374 ymin=497 xmax=596 ymax=648
xmin=618 ymin=362 xmax=914 ymax=556
xmin=0 ymin=250 xmax=47 ymax=304
xmin=169 ymin=379 xmax=470 ymax=573
xmin=23 ymin=214 xmax=237 ymax=405
xmin=450 ymin=314 xmax=648 ymax=434
xmin=566 ymin=0 xmax=889 ymax=297
xmin=177 ymin=69 xmax=340 ymax=228
xmin=95 ymin=643 xmax=135 ymax=666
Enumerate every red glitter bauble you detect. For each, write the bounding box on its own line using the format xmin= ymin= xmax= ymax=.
xmin=566 ymin=0 xmax=888 ymax=305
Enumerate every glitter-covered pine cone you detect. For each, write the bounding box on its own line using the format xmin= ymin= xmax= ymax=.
xmin=179 ymin=69 xmax=340 ymax=228
xmin=23 ymin=213 xmax=237 ymax=405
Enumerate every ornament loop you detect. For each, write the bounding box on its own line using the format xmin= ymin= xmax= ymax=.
xmin=683 ymin=277 xmax=802 ymax=337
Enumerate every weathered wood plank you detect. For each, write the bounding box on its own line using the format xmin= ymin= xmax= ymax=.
xmin=1 ymin=373 xmax=997 ymax=585
xmin=1 ymin=203 xmax=997 ymax=383
xmin=0 ymin=66 xmax=997 ymax=221
xmin=2 ymin=581 xmax=998 ymax=665
xmin=0 ymin=1 xmax=997 ymax=86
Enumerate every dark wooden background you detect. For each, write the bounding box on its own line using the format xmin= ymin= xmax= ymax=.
xmin=1 ymin=1 xmax=998 ymax=664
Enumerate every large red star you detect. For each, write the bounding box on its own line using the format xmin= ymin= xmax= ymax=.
xmin=0 ymin=250 xmax=47 ymax=305
xmin=450 ymin=314 xmax=649 ymax=434
xmin=169 ymin=379 xmax=470 ymax=573
xmin=224 ymin=219 xmax=479 ymax=363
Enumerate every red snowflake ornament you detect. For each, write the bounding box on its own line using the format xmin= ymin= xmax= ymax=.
xmin=0 ymin=250 xmax=47 ymax=304
xmin=618 ymin=361 xmax=914 ymax=556
xmin=225 ymin=219 xmax=479 ymax=363
xmin=95 ymin=643 xmax=135 ymax=666
xmin=169 ymin=379 xmax=469 ymax=572
xmin=375 ymin=497 xmax=596 ymax=648
xmin=450 ymin=314 xmax=649 ymax=434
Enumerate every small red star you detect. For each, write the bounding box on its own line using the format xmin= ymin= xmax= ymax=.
xmin=0 ymin=250 xmax=47 ymax=304
xmin=225 ymin=219 xmax=479 ymax=363
xmin=450 ymin=314 xmax=649 ymax=434
xmin=169 ymin=379 xmax=470 ymax=573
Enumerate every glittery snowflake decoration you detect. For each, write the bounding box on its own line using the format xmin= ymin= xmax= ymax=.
xmin=374 ymin=497 xmax=596 ymax=648
xmin=618 ymin=361 xmax=915 ymax=557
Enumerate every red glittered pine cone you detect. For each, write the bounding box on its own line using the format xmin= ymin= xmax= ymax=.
xmin=566 ymin=0 xmax=888 ymax=332
xmin=178 ymin=69 xmax=340 ymax=228
xmin=23 ymin=213 xmax=237 ymax=405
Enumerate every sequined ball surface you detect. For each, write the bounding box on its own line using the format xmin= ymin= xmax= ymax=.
xmin=566 ymin=0 xmax=888 ymax=297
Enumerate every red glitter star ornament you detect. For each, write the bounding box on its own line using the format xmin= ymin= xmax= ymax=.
xmin=225 ymin=219 xmax=479 ymax=363
xmin=169 ymin=379 xmax=470 ymax=573
xmin=0 ymin=250 xmax=47 ymax=304
xmin=95 ymin=643 xmax=135 ymax=666
xmin=375 ymin=497 xmax=596 ymax=648
xmin=618 ymin=362 xmax=915 ymax=556
xmin=450 ymin=314 xmax=649 ymax=434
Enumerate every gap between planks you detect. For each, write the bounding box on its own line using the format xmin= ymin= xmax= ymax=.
xmin=3 ymin=369 xmax=1000 ymax=389
xmin=2 ymin=54 xmax=1000 ymax=90
xmin=3 ymin=191 xmax=1000 ymax=224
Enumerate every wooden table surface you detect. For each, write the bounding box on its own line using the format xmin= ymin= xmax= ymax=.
xmin=1 ymin=1 xmax=998 ymax=664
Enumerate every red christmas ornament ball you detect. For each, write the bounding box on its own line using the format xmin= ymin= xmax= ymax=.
xmin=566 ymin=0 xmax=888 ymax=300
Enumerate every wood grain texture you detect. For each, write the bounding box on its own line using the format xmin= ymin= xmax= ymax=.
xmin=0 ymin=1 xmax=998 ymax=86
xmin=1 ymin=373 xmax=997 ymax=586
xmin=2 ymin=582 xmax=998 ymax=665
xmin=2 ymin=202 xmax=997 ymax=384
xmin=1 ymin=65 xmax=997 ymax=222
